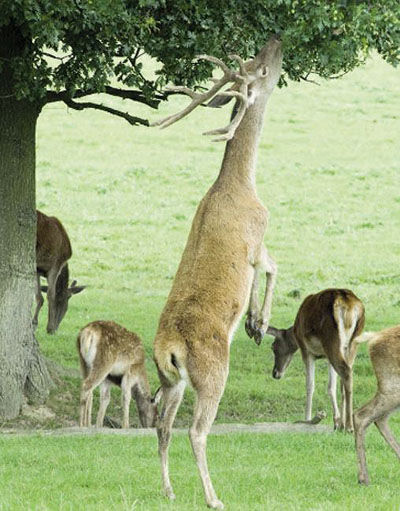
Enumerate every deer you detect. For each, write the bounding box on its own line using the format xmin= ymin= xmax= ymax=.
xmin=354 ymin=325 xmax=400 ymax=485
xmin=35 ymin=209 xmax=85 ymax=334
xmin=266 ymin=288 xmax=365 ymax=432
xmin=77 ymin=320 xmax=160 ymax=429
xmin=151 ymin=36 xmax=282 ymax=510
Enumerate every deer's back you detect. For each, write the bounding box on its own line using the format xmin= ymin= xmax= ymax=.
xmin=369 ymin=326 xmax=400 ymax=391
xmin=78 ymin=320 xmax=145 ymax=370
xmin=154 ymin=184 xmax=267 ymax=380
xmin=294 ymin=288 xmax=364 ymax=356
xmin=36 ymin=210 xmax=72 ymax=273
xmin=159 ymin=185 xmax=266 ymax=331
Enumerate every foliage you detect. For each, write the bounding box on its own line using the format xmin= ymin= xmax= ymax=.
xmin=1 ymin=0 xmax=399 ymax=106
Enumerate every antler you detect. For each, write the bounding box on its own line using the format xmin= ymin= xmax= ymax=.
xmin=151 ymin=54 xmax=251 ymax=142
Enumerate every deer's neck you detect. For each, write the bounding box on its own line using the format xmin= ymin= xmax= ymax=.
xmin=217 ymin=94 xmax=269 ymax=188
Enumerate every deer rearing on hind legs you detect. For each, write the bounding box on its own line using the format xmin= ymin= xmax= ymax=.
xmin=152 ymin=37 xmax=282 ymax=510
xmin=266 ymin=288 xmax=365 ymax=433
xmin=35 ymin=210 xmax=85 ymax=334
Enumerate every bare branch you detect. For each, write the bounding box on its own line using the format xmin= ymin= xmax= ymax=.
xmin=300 ymin=74 xmax=320 ymax=86
xmin=45 ymin=86 xmax=162 ymax=109
xmin=328 ymin=70 xmax=352 ymax=80
xmin=42 ymin=52 xmax=71 ymax=62
xmin=63 ymin=98 xmax=149 ymax=126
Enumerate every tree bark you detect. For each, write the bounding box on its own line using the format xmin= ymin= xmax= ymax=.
xmin=0 ymin=24 xmax=52 ymax=419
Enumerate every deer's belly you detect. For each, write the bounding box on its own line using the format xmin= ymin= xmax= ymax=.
xmin=306 ymin=336 xmax=326 ymax=358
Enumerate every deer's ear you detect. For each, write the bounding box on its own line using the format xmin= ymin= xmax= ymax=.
xmin=40 ymin=285 xmax=48 ymax=293
xmin=207 ymin=94 xmax=234 ymax=108
xmin=266 ymin=326 xmax=281 ymax=338
xmin=69 ymin=285 xmax=86 ymax=296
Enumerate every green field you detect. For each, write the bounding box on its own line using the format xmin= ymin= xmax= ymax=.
xmin=1 ymin=430 xmax=400 ymax=511
xmin=0 ymin=55 xmax=399 ymax=509
xmin=31 ymin=54 xmax=400 ymax=427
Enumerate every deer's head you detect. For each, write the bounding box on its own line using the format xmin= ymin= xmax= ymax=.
xmin=134 ymin=386 xmax=163 ymax=428
xmin=42 ymin=278 xmax=86 ymax=334
xmin=266 ymin=326 xmax=298 ymax=379
xmin=152 ymin=36 xmax=282 ymax=142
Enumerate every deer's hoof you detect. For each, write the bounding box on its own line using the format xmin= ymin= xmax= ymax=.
xmin=165 ymin=488 xmax=176 ymax=500
xmin=208 ymin=498 xmax=224 ymax=510
xmin=253 ymin=324 xmax=267 ymax=345
xmin=245 ymin=316 xmax=256 ymax=339
xmin=253 ymin=331 xmax=263 ymax=345
xmin=358 ymin=475 xmax=370 ymax=486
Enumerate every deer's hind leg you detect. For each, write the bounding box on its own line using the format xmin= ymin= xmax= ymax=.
xmin=157 ymin=379 xmax=186 ymax=500
xmin=354 ymin=392 xmax=398 ymax=485
xmin=79 ymin=364 xmax=112 ymax=427
xmin=96 ymin=379 xmax=112 ymax=427
xmin=375 ymin=409 xmax=400 ymax=460
xmin=189 ymin=367 xmax=228 ymax=510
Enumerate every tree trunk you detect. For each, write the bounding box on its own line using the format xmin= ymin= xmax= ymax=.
xmin=0 ymin=24 xmax=52 ymax=419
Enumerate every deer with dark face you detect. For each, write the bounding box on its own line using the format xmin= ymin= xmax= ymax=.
xmin=267 ymin=289 xmax=365 ymax=432
xmin=354 ymin=326 xmax=400 ymax=485
xmin=34 ymin=210 xmax=85 ymax=334
xmin=152 ymin=37 xmax=282 ymax=509
xmin=78 ymin=320 xmax=160 ymax=429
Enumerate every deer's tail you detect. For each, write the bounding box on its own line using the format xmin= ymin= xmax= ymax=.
xmin=77 ymin=326 xmax=99 ymax=379
xmin=354 ymin=331 xmax=377 ymax=345
xmin=154 ymin=342 xmax=188 ymax=386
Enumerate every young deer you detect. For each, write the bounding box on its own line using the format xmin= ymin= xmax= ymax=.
xmin=354 ymin=325 xmax=400 ymax=485
xmin=152 ymin=37 xmax=282 ymax=509
xmin=35 ymin=210 xmax=85 ymax=334
xmin=78 ymin=320 xmax=158 ymax=429
xmin=267 ymin=288 xmax=365 ymax=432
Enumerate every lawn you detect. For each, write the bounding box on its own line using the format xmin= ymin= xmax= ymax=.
xmin=29 ymin=53 xmax=399 ymax=428
xmin=0 ymin=54 xmax=399 ymax=509
xmin=0 ymin=429 xmax=399 ymax=511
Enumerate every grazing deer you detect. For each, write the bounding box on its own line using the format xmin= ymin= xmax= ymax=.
xmin=266 ymin=288 xmax=365 ymax=432
xmin=35 ymin=210 xmax=85 ymax=334
xmin=152 ymin=37 xmax=282 ymax=509
xmin=354 ymin=325 xmax=400 ymax=485
xmin=78 ymin=320 xmax=159 ymax=429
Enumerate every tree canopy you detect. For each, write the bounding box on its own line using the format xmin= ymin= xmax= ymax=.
xmin=1 ymin=0 xmax=399 ymax=123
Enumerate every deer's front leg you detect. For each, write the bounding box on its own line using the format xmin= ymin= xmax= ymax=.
xmin=32 ymin=274 xmax=44 ymax=329
xmin=45 ymin=266 xmax=62 ymax=334
xmin=304 ymin=354 xmax=315 ymax=421
xmin=252 ymin=247 xmax=277 ymax=345
xmin=245 ymin=265 xmax=260 ymax=340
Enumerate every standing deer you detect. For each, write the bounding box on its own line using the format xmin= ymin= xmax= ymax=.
xmin=78 ymin=320 xmax=159 ymax=428
xmin=35 ymin=210 xmax=85 ymax=334
xmin=266 ymin=288 xmax=365 ymax=432
xmin=354 ymin=325 xmax=400 ymax=485
xmin=152 ymin=37 xmax=282 ymax=509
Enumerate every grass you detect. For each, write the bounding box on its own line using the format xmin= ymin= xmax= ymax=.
xmin=1 ymin=55 xmax=399 ymax=508
xmin=28 ymin=53 xmax=399 ymax=428
xmin=1 ymin=428 xmax=400 ymax=511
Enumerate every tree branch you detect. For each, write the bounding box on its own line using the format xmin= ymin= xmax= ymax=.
xmin=63 ymin=98 xmax=149 ymax=126
xmin=42 ymin=52 xmax=71 ymax=62
xmin=45 ymin=86 xmax=163 ymax=109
